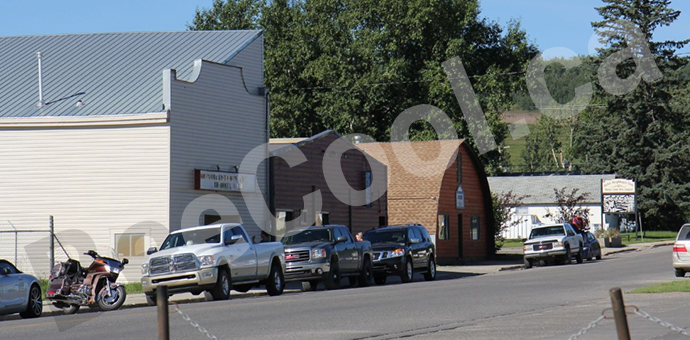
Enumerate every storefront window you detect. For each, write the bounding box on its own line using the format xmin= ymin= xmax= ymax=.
xmin=438 ymin=214 xmax=450 ymax=240
xmin=471 ymin=216 xmax=480 ymax=240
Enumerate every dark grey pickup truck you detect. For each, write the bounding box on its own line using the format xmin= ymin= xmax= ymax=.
xmin=281 ymin=225 xmax=373 ymax=291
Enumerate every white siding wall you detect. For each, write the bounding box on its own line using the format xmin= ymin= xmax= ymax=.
xmin=169 ymin=55 xmax=268 ymax=240
xmin=0 ymin=125 xmax=170 ymax=281
xmin=501 ymin=204 xmax=605 ymax=239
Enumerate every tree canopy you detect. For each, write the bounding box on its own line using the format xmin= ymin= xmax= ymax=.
xmin=575 ymin=0 xmax=690 ymax=228
xmin=189 ymin=0 xmax=538 ymax=175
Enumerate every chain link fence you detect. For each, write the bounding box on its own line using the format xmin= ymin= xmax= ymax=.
xmin=0 ymin=216 xmax=66 ymax=278
xmin=171 ymin=302 xmax=220 ymax=340
xmin=569 ymin=305 xmax=690 ymax=339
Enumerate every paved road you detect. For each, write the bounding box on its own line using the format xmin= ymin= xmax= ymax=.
xmin=0 ymin=246 xmax=684 ymax=340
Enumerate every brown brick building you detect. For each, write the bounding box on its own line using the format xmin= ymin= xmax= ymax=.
xmin=358 ymin=140 xmax=494 ymax=264
xmin=269 ymin=130 xmax=388 ymax=238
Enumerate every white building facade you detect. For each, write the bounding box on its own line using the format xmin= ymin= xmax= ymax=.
xmin=488 ymin=174 xmax=615 ymax=240
xmin=0 ymin=31 xmax=269 ymax=281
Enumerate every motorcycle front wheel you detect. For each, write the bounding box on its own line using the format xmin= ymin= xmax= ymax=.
xmin=97 ymin=285 xmax=126 ymax=311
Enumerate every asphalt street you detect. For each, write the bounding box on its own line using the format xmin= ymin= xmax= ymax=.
xmin=0 ymin=246 xmax=684 ymax=340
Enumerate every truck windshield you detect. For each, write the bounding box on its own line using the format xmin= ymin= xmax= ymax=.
xmin=363 ymin=231 xmax=406 ymax=244
xmin=529 ymin=226 xmax=565 ymax=239
xmin=160 ymin=228 xmax=221 ymax=250
xmin=281 ymin=229 xmax=332 ymax=245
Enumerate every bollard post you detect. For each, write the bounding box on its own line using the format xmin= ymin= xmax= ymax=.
xmin=157 ymin=286 xmax=169 ymax=340
xmin=610 ymin=287 xmax=631 ymax=340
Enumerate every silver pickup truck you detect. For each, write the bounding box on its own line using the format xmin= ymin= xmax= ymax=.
xmin=523 ymin=223 xmax=584 ymax=268
xmin=140 ymin=223 xmax=285 ymax=305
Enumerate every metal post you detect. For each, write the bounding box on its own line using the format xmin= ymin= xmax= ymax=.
xmin=49 ymin=216 xmax=54 ymax=270
xmin=157 ymin=286 xmax=169 ymax=340
xmin=7 ymin=221 xmax=18 ymax=265
xmin=610 ymin=287 xmax=631 ymax=340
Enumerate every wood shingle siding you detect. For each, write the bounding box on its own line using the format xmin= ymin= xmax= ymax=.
xmin=358 ymin=140 xmax=494 ymax=263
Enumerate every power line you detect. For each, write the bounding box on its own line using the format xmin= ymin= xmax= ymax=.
xmin=272 ymin=70 xmax=527 ymax=92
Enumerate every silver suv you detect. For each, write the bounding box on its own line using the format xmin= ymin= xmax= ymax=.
xmin=672 ymin=223 xmax=690 ymax=277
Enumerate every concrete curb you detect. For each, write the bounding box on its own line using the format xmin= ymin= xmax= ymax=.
xmin=603 ymin=248 xmax=637 ymax=256
xmin=498 ymin=265 xmax=524 ymax=272
xmin=651 ymin=242 xmax=674 ymax=248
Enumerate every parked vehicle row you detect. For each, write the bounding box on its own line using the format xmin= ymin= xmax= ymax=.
xmin=0 ymin=222 xmax=435 ymax=318
xmin=282 ymin=224 xmax=436 ymax=291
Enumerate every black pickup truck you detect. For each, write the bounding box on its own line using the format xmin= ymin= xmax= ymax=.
xmin=281 ymin=225 xmax=374 ymax=291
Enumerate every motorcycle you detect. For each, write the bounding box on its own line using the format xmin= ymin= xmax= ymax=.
xmin=46 ymin=250 xmax=129 ymax=314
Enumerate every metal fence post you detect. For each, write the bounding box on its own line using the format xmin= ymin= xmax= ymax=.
xmin=157 ymin=286 xmax=169 ymax=340
xmin=610 ymin=287 xmax=631 ymax=340
xmin=49 ymin=215 xmax=55 ymax=271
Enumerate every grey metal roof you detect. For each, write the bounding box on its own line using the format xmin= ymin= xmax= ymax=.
xmin=487 ymin=173 xmax=616 ymax=205
xmin=0 ymin=30 xmax=261 ymax=118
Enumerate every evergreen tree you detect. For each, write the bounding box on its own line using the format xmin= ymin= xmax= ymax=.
xmin=576 ymin=0 xmax=690 ymax=228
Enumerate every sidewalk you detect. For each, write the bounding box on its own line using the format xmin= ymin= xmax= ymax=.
xmin=437 ymin=240 xmax=674 ymax=276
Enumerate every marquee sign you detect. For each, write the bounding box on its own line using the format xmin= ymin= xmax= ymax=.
xmin=602 ymin=179 xmax=636 ymax=214
xmin=194 ymin=170 xmax=256 ymax=192
xmin=602 ymin=179 xmax=635 ymax=194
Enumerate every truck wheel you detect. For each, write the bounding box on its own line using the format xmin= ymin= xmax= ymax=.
xmin=400 ymin=257 xmax=413 ymax=283
xmin=323 ymin=259 xmax=340 ymax=290
xmin=586 ymin=247 xmax=593 ymax=261
xmin=596 ymin=251 xmax=602 ymax=261
xmin=210 ymin=269 xmax=231 ymax=300
xmin=301 ymin=280 xmax=319 ymax=291
xmin=423 ymin=257 xmax=436 ymax=281
xmin=265 ymin=262 xmax=284 ymax=296
xmin=374 ymin=275 xmax=387 ymax=285
xmin=524 ymin=258 xmax=533 ymax=269
xmin=675 ymin=268 xmax=686 ymax=278
xmin=359 ymin=258 xmax=374 ymax=287
xmin=576 ymin=243 xmax=584 ymax=264
xmin=145 ymin=293 xmax=157 ymax=306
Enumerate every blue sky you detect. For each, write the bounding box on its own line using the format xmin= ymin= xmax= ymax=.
xmin=1 ymin=0 xmax=689 ymax=58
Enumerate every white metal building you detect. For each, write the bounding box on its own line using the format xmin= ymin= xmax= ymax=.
xmin=0 ymin=31 xmax=269 ymax=281
xmin=488 ymin=174 xmax=616 ymax=239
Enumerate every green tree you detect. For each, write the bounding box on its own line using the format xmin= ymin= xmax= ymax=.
xmin=544 ymin=187 xmax=591 ymax=226
xmin=492 ymin=191 xmax=530 ymax=251
xmin=520 ymin=114 xmax=562 ymax=172
xmin=576 ymin=0 xmax=690 ymax=228
xmin=189 ymin=0 xmax=264 ymax=30
xmin=189 ymin=0 xmax=538 ymax=175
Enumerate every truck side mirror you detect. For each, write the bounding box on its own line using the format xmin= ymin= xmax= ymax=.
xmin=146 ymin=247 xmax=158 ymax=255
xmin=0 ymin=267 xmax=10 ymax=275
xmin=335 ymin=236 xmax=348 ymax=244
xmin=226 ymin=234 xmax=243 ymax=245
xmin=521 ymin=238 xmax=527 ymax=243
xmin=122 ymin=258 xmax=129 ymax=265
